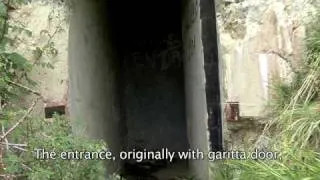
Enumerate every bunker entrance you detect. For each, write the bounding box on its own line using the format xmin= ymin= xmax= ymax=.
xmin=107 ymin=0 xmax=190 ymax=177
xmin=69 ymin=0 xmax=223 ymax=179
xmin=109 ymin=0 xmax=187 ymax=154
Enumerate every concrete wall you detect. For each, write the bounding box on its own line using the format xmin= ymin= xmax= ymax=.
xmin=182 ymin=0 xmax=224 ymax=179
xmin=182 ymin=0 xmax=209 ymax=179
xmin=68 ymin=0 xmax=122 ymax=173
xmin=7 ymin=2 xmax=69 ymax=115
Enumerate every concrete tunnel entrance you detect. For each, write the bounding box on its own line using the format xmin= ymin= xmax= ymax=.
xmin=68 ymin=0 xmax=223 ymax=179
xmin=110 ymin=0 xmax=188 ymax=154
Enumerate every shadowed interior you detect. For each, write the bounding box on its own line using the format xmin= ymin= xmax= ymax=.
xmin=68 ymin=0 xmax=222 ymax=179
xmin=106 ymin=0 xmax=190 ymax=178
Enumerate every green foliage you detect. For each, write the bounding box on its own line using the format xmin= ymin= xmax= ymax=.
xmin=2 ymin=115 xmax=107 ymax=180
xmin=213 ymin=148 xmax=320 ymax=180
xmin=0 ymin=2 xmax=7 ymax=18
xmin=0 ymin=1 xmax=34 ymax=103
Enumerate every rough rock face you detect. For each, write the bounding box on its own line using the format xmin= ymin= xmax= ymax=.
xmin=219 ymin=0 xmax=318 ymax=117
xmin=218 ymin=0 xmax=319 ymax=150
xmin=7 ymin=1 xmax=69 ymax=116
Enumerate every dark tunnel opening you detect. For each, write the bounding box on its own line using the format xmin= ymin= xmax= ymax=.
xmin=69 ymin=0 xmax=222 ymax=178
xmin=106 ymin=0 xmax=190 ymax=178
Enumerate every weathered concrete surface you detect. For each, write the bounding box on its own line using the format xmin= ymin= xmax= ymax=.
xmin=7 ymin=2 xmax=69 ymax=115
xmin=68 ymin=0 xmax=122 ymax=173
xmin=219 ymin=0 xmax=314 ymax=117
xmin=182 ymin=0 xmax=224 ymax=179
xmin=182 ymin=0 xmax=210 ymax=177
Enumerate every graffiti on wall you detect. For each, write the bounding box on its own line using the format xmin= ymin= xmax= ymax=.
xmin=124 ymin=34 xmax=183 ymax=71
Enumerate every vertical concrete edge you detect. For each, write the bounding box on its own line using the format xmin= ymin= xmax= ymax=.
xmin=199 ymin=0 xmax=225 ymax=179
xmin=200 ymin=0 xmax=224 ymax=152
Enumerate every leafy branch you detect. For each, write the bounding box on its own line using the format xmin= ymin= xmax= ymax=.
xmin=1 ymin=98 xmax=38 ymax=141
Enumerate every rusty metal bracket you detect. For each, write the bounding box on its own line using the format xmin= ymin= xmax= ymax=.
xmin=225 ymin=102 xmax=240 ymax=122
